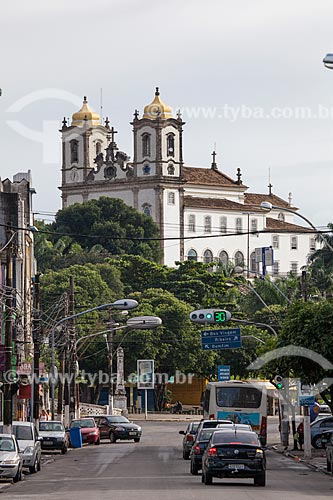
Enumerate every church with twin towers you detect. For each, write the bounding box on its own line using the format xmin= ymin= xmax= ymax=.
xmin=59 ymin=88 xmax=316 ymax=274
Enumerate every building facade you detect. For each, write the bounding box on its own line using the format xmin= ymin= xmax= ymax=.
xmin=0 ymin=171 xmax=36 ymax=419
xmin=60 ymin=90 xmax=316 ymax=274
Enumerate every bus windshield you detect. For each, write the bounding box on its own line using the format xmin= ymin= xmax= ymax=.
xmin=216 ymin=387 xmax=262 ymax=409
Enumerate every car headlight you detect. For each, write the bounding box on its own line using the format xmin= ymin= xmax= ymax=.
xmin=24 ymin=446 xmax=34 ymax=455
xmin=88 ymin=431 xmax=98 ymax=436
xmin=56 ymin=437 xmax=65 ymax=441
xmin=255 ymin=448 xmax=264 ymax=458
xmin=114 ymin=427 xmax=125 ymax=432
xmin=136 ymin=427 xmax=141 ymax=432
xmin=2 ymin=459 xmax=19 ymax=464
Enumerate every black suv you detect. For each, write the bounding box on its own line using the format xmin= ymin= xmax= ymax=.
xmin=93 ymin=415 xmax=142 ymax=443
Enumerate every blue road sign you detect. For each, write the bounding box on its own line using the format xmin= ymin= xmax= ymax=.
xmin=218 ymin=365 xmax=230 ymax=381
xmin=201 ymin=328 xmax=241 ymax=350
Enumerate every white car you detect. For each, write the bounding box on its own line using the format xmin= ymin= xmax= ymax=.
xmin=0 ymin=422 xmax=42 ymax=473
xmin=0 ymin=434 xmax=23 ymax=482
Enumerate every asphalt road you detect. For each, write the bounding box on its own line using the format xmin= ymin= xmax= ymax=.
xmin=1 ymin=422 xmax=332 ymax=500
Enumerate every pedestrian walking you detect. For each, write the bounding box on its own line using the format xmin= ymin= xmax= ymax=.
xmin=297 ymin=421 xmax=304 ymax=450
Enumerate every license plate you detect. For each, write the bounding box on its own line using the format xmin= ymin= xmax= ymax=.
xmin=228 ymin=464 xmax=245 ymax=470
xmin=129 ymin=432 xmax=137 ymax=435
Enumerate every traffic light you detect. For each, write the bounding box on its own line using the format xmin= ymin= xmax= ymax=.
xmin=190 ymin=309 xmax=231 ymax=324
xmin=273 ymin=375 xmax=284 ymax=390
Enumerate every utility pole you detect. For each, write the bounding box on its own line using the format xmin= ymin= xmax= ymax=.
xmin=57 ymin=293 xmax=68 ymax=420
xmin=69 ymin=276 xmax=76 ymax=421
xmin=32 ymin=273 xmax=41 ymax=423
xmin=3 ymin=226 xmax=14 ymax=434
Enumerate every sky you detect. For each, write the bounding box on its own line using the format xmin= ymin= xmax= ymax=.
xmin=1 ymin=0 xmax=333 ymax=226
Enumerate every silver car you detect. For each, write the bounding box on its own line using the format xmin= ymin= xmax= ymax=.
xmin=0 ymin=434 xmax=23 ymax=482
xmin=39 ymin=421 xmax=68 ymax=454
xmin=0 ymin=422 xmax=42 ymax=473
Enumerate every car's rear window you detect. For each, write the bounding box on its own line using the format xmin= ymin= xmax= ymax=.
xmin=212 ymin=431 xmax=260 ymax=446
xmin=71 ymin=419 xmax=95 ymax=429
xmin=13 ymin=425 xmax=33 ymax=440
xmin=106 ymin=416 xmax=129 ymax=424
xmin=39 ymin=422 xmax=64 ymax=432
xmin=198 ymin=429 xmax=214 ymax=441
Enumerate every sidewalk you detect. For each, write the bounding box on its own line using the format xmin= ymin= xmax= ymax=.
xmin=273 ymin=444 xmax=329 ymax=474
xmin=130 ymin=412 xmax=202 ymax=422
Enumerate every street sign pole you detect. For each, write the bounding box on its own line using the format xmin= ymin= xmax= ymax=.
xmin=145 ymin=389 xmax=148 ymax=421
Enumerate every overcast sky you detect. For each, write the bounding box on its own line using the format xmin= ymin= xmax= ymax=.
xmin=1 ymin=0 xmax=333 ymax=226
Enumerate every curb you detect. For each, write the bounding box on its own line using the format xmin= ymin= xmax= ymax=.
xmin=272 ymin=445 xmax=331 ymax=475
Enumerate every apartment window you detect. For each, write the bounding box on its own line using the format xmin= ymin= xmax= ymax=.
xmin=220 ymin=216 xmax=227 ymax=234
xmin=204 ymin=216 xmax=212 ymax=233
xmin=235 ymin=251 xmax=244 ymax=267
xmin=291 ymin=236 xmax=298 ymax=250
xmin=142 ymin=134 xmax=151 ymax=157
xmin=310 ymin=238 xmax=316 ymax=251
xmin=290 ymin=262 xmax=299 ymax=274
xmin=188 ymin=214 xmax=196 ymax=232
xmin=272 ymin=235 xmax=279 ymax=249
xmin=219 ymin=250 xmax=229 ymax=268
xmin=236 ymin=217 xmax=242 ymax=233
xmin=251 ymin=218 xmax=258 ymax=233
xmin=187 ymin=249 xmax=197 ymax=261
xmin=278 ymin=212 xmax=285 ymax=222
xmin=273 ymin=261 xmax=280 ymax=276
xmin=168 ymin=192 xmax=175 ymax=205
xmin=203 ymin=249 xmax=213 ymax=264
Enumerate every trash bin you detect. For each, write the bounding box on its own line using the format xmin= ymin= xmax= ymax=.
xmin=70 ymin=427 xmax=82 ymax=448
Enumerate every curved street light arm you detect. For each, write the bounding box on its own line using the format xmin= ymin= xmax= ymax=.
xmin=232 ymin=317 xmax=278 ymax=338
xmin=262 ymin=202 xmax=333 ymax=253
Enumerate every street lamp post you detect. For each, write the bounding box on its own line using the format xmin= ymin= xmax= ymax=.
xmin=76 ymin=316 xmax=162 ymax=415
xmin=260 ymin=201 xmax=333 ymax=253
xmin=50 ymin=299 xmax=138 ymax=421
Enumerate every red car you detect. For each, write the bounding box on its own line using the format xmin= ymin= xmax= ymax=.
xmin=70 ymin=418 xmax=100 ymax=445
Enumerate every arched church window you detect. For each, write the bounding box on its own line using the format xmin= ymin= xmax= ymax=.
xmin=203 ymin=249 xmax=214 ymax=264
xmin=250 ymin=251 xmax=259 ymax=274
xmin=219 ymin=250 xmax=229 ymax=268
xmin=95 ymin=142 xmax=101 ymax=156
xmin=278 ymin=212 xmax=285 ymax=222
xmin=70 ymin=140 xmax=79 ymax=163
xmin=143 ymin=164 xmax=151 ymax=175
xmin=142 ymin=204 xmax=152 ymax=217
xmin=167 ymin=164 xmax=175 ymax=175
xmin=187 ymin=249 xmax=197 ymax=261
xmin=167 ymin=134 xmax=175 ymax=156
xmin=235 ymin=250 xmax=244 ymax=267
xmin=142 ymin=134 xmax=151 ymax=157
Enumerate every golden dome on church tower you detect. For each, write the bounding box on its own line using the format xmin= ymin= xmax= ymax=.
xmin=71 ymin=96 xmax=101 ymax=126
xmin=142 ymin=87 xmax=173 ymax=120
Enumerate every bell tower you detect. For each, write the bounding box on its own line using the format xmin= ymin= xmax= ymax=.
xmin=132 ymin=87 xmax=185 ymax=179
xmin=60 ymin=96 xmax=111 ymax=207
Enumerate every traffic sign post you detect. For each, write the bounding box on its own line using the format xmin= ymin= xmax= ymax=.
xmin=218 ymin=365 xmax=230 ymax=381
xmin=201 ymin=328 xmax=242 ymax=350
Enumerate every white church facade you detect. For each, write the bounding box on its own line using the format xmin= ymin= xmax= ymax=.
xmin=59 ymin=89 xmax=316 ymax=274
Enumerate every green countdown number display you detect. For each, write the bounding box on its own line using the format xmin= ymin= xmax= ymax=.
xmin=214 ymin=311 xmax=227 ymax=323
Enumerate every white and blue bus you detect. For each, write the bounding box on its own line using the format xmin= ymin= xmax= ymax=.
xmin=202 ymin=380 xmax=268 ymax=444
